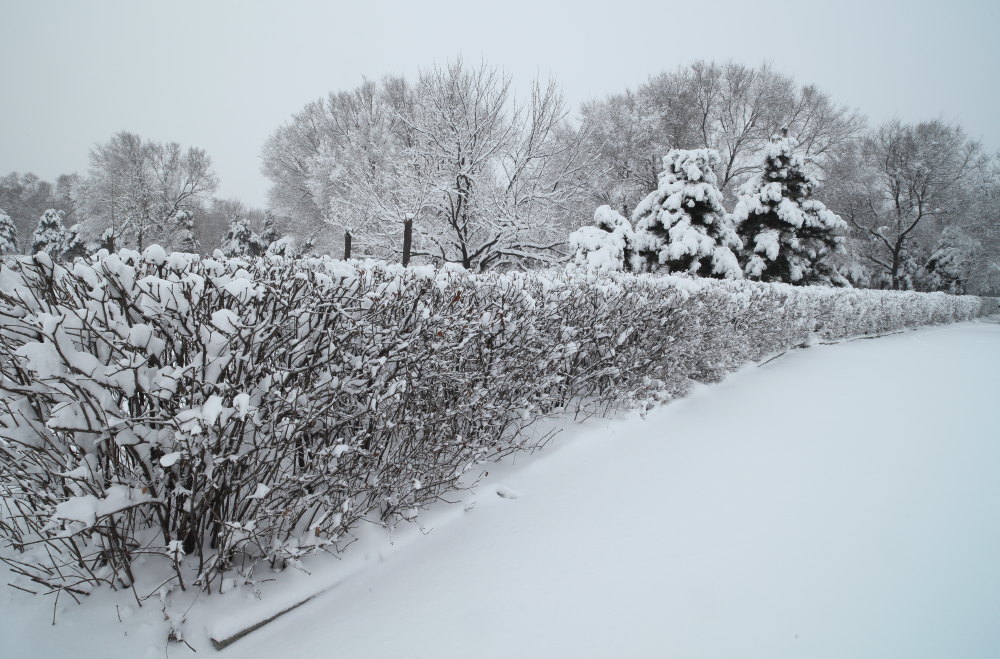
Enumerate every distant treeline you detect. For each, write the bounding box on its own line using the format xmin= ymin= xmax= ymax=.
xmin=1 ymin=59 xmax=997 ymax=294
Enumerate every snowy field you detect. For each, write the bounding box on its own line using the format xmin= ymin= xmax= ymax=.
xmin=3 ymin=319 xmax=999 ymax=658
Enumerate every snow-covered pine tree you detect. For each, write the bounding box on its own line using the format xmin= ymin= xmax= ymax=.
xmin=922 ymin=227 xmax=974 ymax=293
xmin=30 ymin=209 xmax=68 ymax=257
xmin=569 ymin=205 xmax=637 ymax=272
xmin=0 ymin=209 xmax=17 ymax=255
xmin=175 ymin=209 xmax=200 ymax=253
xmin=259 ymin=212 xmax=279 ymax=253
xmin=731 ymin=132 xmax=847 ymax=285
xmin=221 ymin=216 xmax=262 ymax=258
xmin=60 ymin=223 xmax=88 ymax=260
xmin=631 ymin=149 xmax=742 ymax=278
xmin=266 ymin=236 xmax=300 ymax=257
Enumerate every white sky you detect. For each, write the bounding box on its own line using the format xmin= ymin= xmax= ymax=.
xmin=1 ymin=0 xmax=997 ymax=207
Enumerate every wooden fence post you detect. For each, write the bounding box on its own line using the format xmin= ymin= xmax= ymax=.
xmin=402 ymin=215 xmax=413 ymax=266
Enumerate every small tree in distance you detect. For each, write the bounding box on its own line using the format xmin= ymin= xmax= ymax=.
xmin=0 ymin=209 xmax=17 ymax=255
xmin=221 ymin=216 xmax=263 ymax=258
xmin=569 ymin=205 xmax=637 ymax=272
xmin=30 ymin=209 xmax=68 ymax=257
xmin=60 ymin=223 xmax=88 ymax=260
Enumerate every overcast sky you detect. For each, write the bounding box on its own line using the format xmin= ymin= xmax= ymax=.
xmin=2 ymin=0 xmax=997 ymax=207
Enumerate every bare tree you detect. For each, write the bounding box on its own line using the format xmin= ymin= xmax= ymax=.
xmin=72 ymin=132 xmax=218 ymax=250
xmin=835 ymin=120 xmax=984 ymax=289
xmin=577 ymin=61 xmax=865 ymax=215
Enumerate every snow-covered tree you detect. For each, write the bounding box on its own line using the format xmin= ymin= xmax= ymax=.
xmin=833 ymin=120 xmax=983 ymax=290
xmin=569 ymin=205 xmax=637 ymax=272
xmin=631 ymin=149 xmax=742 ymax=278
xmin=732 ymin=133 xmax=847 ymax=285
xmin=259 ymin=213 xmax=279 ymax=251
xmin=0 ymin=209 xmax=17 ymax=255
xmin=175 ymin=209 xmax=199 ymax=253
xmin=30 ymin=209 xmax=68 ymax=256
xmin=60 ymin=223 xmax=88 ymax=260
xmin=72 ymin=132 xmax=217 ymax=250
xmin=262 ymin=59 xmax=592 ymax=269
xmin=921 ymin=227 xmax=976 ymax=293
xmin=575 ymin=62 xmax=865 ymax=216
xmin=221 ymin=216 xmax=263 ymax=258
xmin=0 ymin=172 xmax=77 ymax=249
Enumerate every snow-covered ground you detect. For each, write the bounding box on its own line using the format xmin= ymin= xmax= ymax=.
xmin=3 ymin=320 xmax=999 ymax=658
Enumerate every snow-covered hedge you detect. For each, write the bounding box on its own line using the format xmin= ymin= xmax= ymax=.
xmin=0 ymin=249 xmax=992 ymax=597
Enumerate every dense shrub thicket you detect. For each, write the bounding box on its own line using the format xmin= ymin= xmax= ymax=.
xmin=0 ymin=249 xmax=991 ymax=598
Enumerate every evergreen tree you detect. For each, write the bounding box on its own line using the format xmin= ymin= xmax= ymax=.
xmin=732 ymin=132 xmax=847 ymax=285
xmin=569 ymin=205 xmax=637 ymax=272
xmin=0 ymin=209 xmax=17 ymax=255
xmin=259 ymin=212 xmax=279 ymax=253
xmin=30 ymin=209 xmax=68 ymax=257
xmin=631 ymin=149 xmax=742 ymax=278
xmin=221 ymin=216 xmax=262 ymax=258
xmin=922 ymin=227 xmax=974 ymax=293
xmin=175 ymin=210 xmax=200 ymax=253
xmin=60 ymin=223 xmax=88 ymax=260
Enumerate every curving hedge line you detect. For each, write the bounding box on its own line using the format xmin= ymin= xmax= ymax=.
xmin=0 ymin=248 xmax=991 ymax=596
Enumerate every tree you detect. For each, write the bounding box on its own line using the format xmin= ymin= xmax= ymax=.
xmin=72 ymin=132 xmax=218 ymax=251
xmin=30 ymin=209 xmax=68 ymax=257
xmin=631 ymin=149 xmax=742 ymax=278
xmin=261 ymin=59 xmax=592 ymax=270
xmin=835 ymin=120 xmax=984 ymax=289
xmin=0 ymin=210 xmax=17 ymax=255
xmin=920 ymin=227 xmax=976 ymax=293
xmin=569 ymin=205 xmax=637 ymax=272
xmin=221 ymin=216 xmax=263 ymax=258
xmin=576 ymin=61 xmax=865 ymax=215
xmin=0 ymin=172 xmax=77 ymax=249
xmin=60 ymin=223 xmax=88 ymax=260
xmin=576 ymin=89 xmax=662 ymax=217
xmin=175 ymin=210 xmax=199 ymax=253
xmin=261 ymin=76 xmax=423 ymax=256
xmin=732 ymin=133 xmax=847 ymax=285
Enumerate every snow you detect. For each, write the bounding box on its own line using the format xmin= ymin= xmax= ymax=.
xmin=569 ymin=205 xmax=636 ymax=272
xmin=2 ymin=320 xmax=999 ymax=658
xmin=51 ymin=485 xmax=155 ymax=528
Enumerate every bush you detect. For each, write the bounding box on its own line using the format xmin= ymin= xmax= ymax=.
xmin=0 ymin=248 xmax=991 ymax=598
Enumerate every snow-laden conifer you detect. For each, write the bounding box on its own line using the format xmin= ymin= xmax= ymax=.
xmin=60 ymin=223 xmax=88 ymax=260
xmin=569 ymin=205 xmax=636 ymax=272
xmin=220 ymin=216 xmax=262 ymax=257
xmin=732 ymin=133 xmax=847 ymax=285
xmin=174 ymin=209 xmax=199 ymax=253
xmin=632 ymin=149 xmax=742 ymax=278
xmin=0 ymin=209 xmax=17 ymax=255
xmin=922 ymin=227 xmax=975 ymax=293
xmin=30 ymin=209 xmax=68 ymax=257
